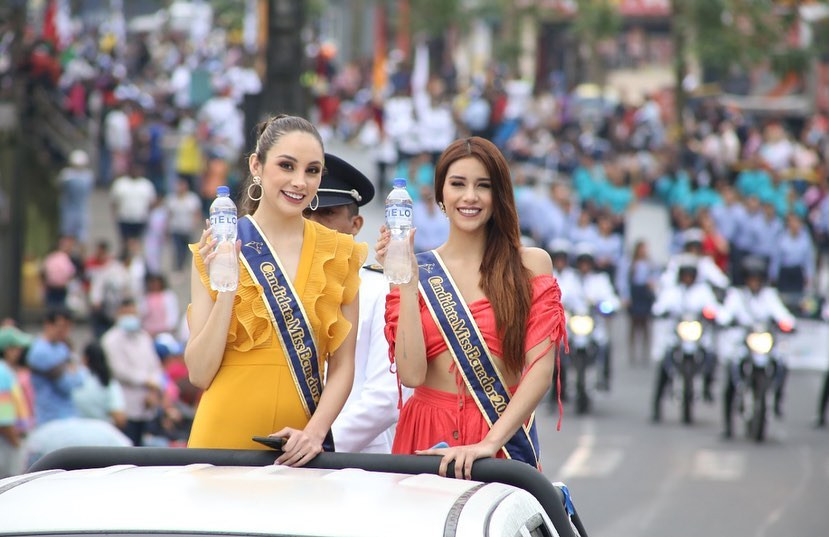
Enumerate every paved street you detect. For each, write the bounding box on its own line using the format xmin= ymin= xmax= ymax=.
xmin=83 ymin=140 xmax=829 ymax=537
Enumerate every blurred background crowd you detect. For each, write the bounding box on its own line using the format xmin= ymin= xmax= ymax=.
xmin=2 ymin=0 xmax=829 ymax=474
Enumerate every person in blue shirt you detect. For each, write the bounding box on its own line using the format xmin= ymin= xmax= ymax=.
xmin=412 ymin=184 xmax=449 ymax=253
xmin=530 ymin=184 xmax=568 ymax=248
xmin=572 ymin=153 xmax=602 ymax=204
xmin=731 ymin=195 xmax=763 ymax=284
xmin=569 ymin=207 xmax=599 ymax=246
xmin=601 ymin=170 xmax=634 ymax=216
xmin=735 ymin=165 xmax=773 ymax=200
xmin=770 ymin=213 xmax=814 ymax=302
xmin=749 ymin=201 xmax=784 ymax=265
xmin=617 ymin=240 xmax=657 ymax=366
xmin=710 ymin=184 xmax=746 ymax=245
xmin=689 ymin=170 xmax=721 ymax=215
xmin=593 ymin=213 xmax=624 ymax=284
xmin=27 ymin=308 xmax=83 ymax=425
xmin=512 ymin=170 xmax=539 ymax=237
xmin=666 ymin=168 xmax=694 ymax=214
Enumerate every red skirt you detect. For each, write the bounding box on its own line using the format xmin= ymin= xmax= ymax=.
xmin=391 ymin=386 xmax=507 ymax=459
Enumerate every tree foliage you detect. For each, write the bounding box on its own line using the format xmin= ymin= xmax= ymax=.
xmin=683 ymin=0 xmax=783 ymax=79
xmin=571 ymin=0 xmax=622 ymax=43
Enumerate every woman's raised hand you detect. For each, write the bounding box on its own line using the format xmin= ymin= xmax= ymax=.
xmin=374 ymin=224 xmax=390 ymax=266
xmin=197 ymin=221 xmax=218 ymax=265
xmin=374 ymin=225 xmax=419 ymax=288
xmin=196 ymin=219 xmax=241 ymax=293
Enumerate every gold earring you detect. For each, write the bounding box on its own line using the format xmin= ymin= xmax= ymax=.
xmin=309 ymin=193 xmax=319 ymax=211
xmin=438 ymin=201 xmax=446 ymax=215
xmin=247 ymin=176 xmax=263 ymax=201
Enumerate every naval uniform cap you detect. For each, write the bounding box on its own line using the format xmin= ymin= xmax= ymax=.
xmin=314 ymin=153 xmax=375 ymax=209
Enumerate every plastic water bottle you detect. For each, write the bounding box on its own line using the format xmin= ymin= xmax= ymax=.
xmin=208 ymin=186 xmax=238 ymax=292
xmin=384 ymin=178 xmax=414 ymax=284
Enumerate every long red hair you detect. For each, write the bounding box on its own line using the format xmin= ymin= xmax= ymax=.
xmin=434 ymin=137 xmax=532 ymax=376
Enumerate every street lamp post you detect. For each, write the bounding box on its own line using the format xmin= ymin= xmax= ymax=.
xmin=260 ymin=0 xmax=308 ymax=117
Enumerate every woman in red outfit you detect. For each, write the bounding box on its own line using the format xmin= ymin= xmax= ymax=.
xmin=377 ymin=137 xmax=567 ymax=478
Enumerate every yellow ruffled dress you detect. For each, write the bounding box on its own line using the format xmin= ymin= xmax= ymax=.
xmin=187 ymin=219 xmax=367 ymax=449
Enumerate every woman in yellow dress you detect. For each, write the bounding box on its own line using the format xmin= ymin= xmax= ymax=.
xmin=185 ymin=115 xmax=366 ymax=466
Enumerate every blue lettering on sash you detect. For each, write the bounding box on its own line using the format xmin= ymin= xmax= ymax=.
xmin=238 ymin=217 xmax=322 ymax=414
xmin=418 ymin=250 xmax=539 ymax=466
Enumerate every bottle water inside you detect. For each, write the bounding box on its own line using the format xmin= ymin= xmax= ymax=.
xmin=384 ymin=178 xmax=413 ymax=284
xmin=208 ymin=186 xmax=238 ymax=292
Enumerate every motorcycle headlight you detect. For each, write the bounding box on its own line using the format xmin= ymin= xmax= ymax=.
xmin=676 ymin=320 xmax=702 ymax=342
xmin=569 ymin=315 xmax=595 ymax=336
xmin=598 ymin=301 xmax=615 ymax=315
xmin=746 ymin=332 xmax=773 ymax=355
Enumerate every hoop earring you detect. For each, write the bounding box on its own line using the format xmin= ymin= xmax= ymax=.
xmin=309 ymin=194 xmax=319 ymax=211
xmin=247 ymin=176 xmax=263 ymax=201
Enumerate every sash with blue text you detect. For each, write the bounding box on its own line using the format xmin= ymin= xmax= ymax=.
xmin=417 ymin=250 xmax=540 ymax=466
xmin=238 ymin=216 xmax=334 ymax=451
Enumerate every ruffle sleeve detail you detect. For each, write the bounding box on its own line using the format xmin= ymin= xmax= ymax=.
xmin=188 ymin=243 xmax=275 ymax=352
xmin=304 ymin=224 xmax=368 ymax=356
xmin=525 ymin=275 xmax=568 ymax=352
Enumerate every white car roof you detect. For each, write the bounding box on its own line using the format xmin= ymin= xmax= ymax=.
xmin=0 ymin=464 xmax=525 ymax=537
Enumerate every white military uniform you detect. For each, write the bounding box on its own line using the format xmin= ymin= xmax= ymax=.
xmin=651 ymin=281 xmax=722 ymax=360
xmin=331 ymin=267 xmax=399 ymax=453
xmin=718 ymin=286 xmax=796 ymax=362
xmin=659 ymin=254 xmax=730 ymax=292
xmin=556 ymin=269 xmax=620 ymax=345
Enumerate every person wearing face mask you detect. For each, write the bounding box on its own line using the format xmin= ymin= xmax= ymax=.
xmin=101 ymin=299 xmax=164 ymax=446
xmin=186 ymin=116 xmax=366 ymax=467
xmin=376 ymin=137 xmax=567 ymax=477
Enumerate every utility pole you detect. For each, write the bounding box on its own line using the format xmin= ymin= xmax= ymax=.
xmin=260 ymin=0 xmax=307 ymax=117
xmin=0 ymin=0 xmax=27 ymax=321
xmin=671 ymin=0 xmax=687 ymax=145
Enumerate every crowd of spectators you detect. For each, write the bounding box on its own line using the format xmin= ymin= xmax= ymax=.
xmin=3 ymin=7 xmax=829 ymax=474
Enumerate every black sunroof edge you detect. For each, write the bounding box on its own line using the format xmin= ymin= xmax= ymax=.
xmin=28 ymin=447 xmax=585 ymax=537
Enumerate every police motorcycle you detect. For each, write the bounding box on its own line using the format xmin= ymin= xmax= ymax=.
xmin=724 ymin=319 xmax=793 ymax=442
xmin=563 ymin=299 xmax=617 ymax=414
xmin=652 ymin=258 xmax=721 ymax=424
xmin=721 ymin=257 xmax=796 ymax=442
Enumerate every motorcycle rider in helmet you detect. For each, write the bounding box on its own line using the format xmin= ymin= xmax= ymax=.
xmin=720 ymin=256 xmax=796 ymax=437
xmin=659 ymin=228 xmax=730 ymax=293
xmin=558 ymin=243 xmax=620 ymax=391
xmin=651 ymin=255 xmax=722 ymax=422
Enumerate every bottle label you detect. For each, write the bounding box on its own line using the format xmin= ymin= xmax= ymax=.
xmin=211 ymin=211 xmax=238 ymax=236
xmin=385 ymin=205 xmax=412 ymax=229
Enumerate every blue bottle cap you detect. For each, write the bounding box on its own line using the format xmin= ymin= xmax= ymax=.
xmin=393 ymin=178 xmax=407 ymax=188
xmin=217 ymin=186 xmax=230 ymax=196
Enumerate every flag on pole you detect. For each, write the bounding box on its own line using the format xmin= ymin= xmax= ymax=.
xmin=372 ymin=5 xmax=388 ymax=98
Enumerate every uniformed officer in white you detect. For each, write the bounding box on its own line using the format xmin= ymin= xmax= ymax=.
xmin=720 ymin=256 xmax=795 ymax=436
xmin=659 ymin=228 xmax=730 ymax=293
xmin=559 ymin=243 xmax=621 ymax=390
xmin=651 ymin=255 xmax=723 ymax=421
xmin=549 ymin=238 xmax=576 ymax=292
xmin=304 ymin=153 xmax=399 ymax=453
